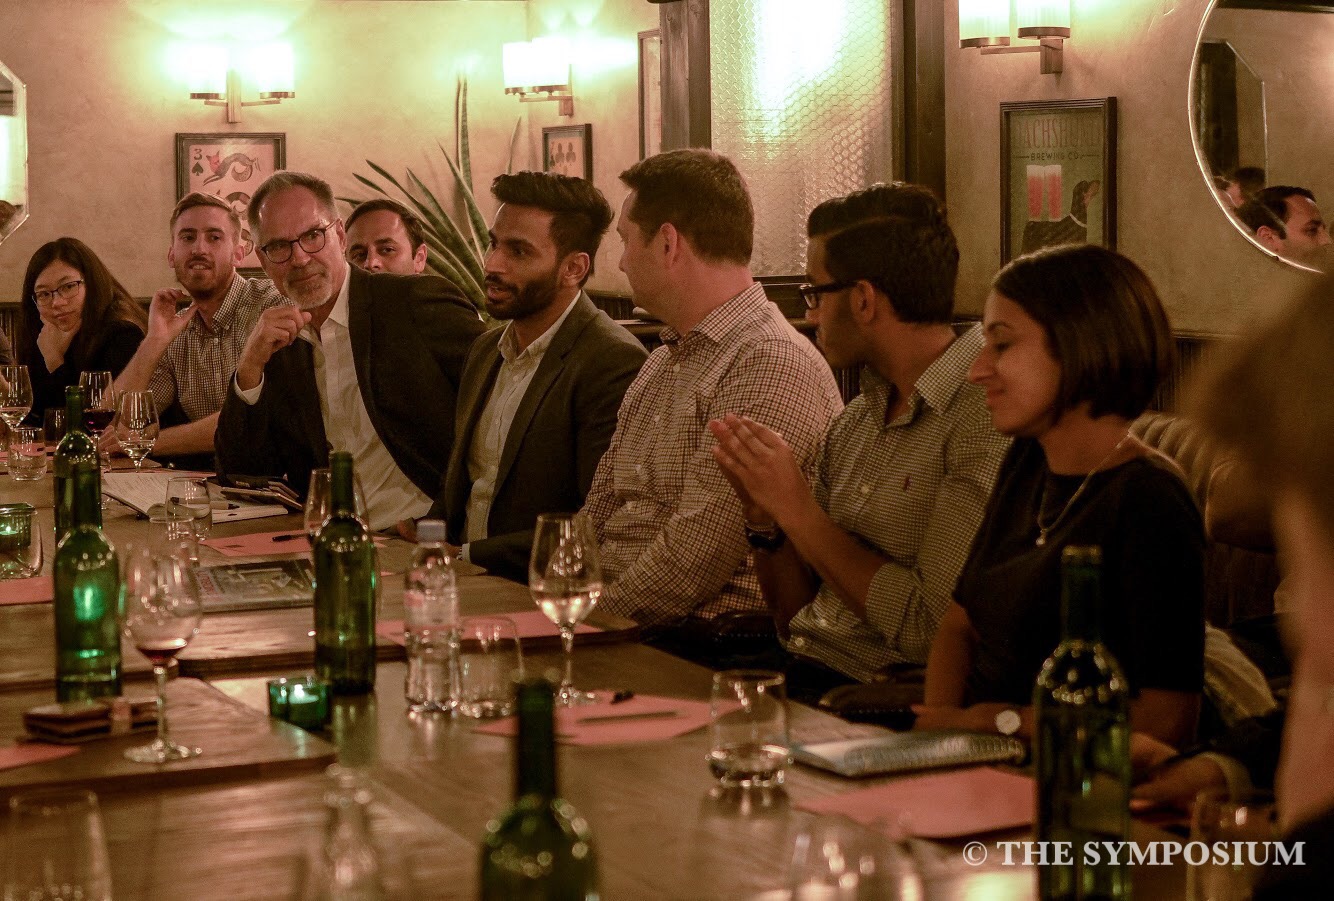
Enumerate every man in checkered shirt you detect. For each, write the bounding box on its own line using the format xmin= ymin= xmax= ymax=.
xmin=112 ymin=192 xmax=287 ymax=460
xmin=711 ymin=185 xmax=1010 ymax=701
xmin=583 ymin=150 xmax=844 ymax=635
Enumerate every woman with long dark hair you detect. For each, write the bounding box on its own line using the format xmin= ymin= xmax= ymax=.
xmin=15 ymin=237 xmax=146 ymax=422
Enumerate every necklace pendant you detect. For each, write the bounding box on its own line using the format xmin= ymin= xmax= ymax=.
xmin=1035 ymin=533 xmax=1047 ymax=548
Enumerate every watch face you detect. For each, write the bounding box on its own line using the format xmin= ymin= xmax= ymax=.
xmin=996 ymin=709 xmax=1022 ymax=736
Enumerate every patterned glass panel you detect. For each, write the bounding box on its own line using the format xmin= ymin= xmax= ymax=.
xmin=710 ymin=0 xmax=894 ymax=276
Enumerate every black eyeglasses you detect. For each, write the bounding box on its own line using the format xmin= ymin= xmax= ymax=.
xmin=797 ymin=280 xmax=854 ymax=310
xmin=33 ymin=280 xmax=85 ymax=307
xmin=259 ymin=222 xmax=335 ymax=264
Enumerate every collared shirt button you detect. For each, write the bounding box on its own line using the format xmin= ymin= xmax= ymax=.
xmin=859 ymin=484 xmax=871 ymax=495
xmin=792 ymin=636 xmax=807 ymax=649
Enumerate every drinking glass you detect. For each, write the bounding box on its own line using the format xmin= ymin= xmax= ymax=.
xmin=121 ymin=546 xmax=203 ymax=763
xmin=1187 ymin=788 xmax=1278 ymax=901
xmin=166 ymin=476 xmax=212 ymax=542
xmin=2 ymin=788 xmax=113 ymax=901
xmin=0 ymin=364 xmax=32 ymax=430
xmin=78 ymin=370 xmax=115 ymax=468
xmin=114 ymin=390 xmax=159 ymax=470
xmin=7 ymin=426 xmax=45 ymax=480
xmin=456 ymin=616 xmax=524 ymax=718
xmin=304 ymin=467 xmax=369 ymax=539
xmin=785 ymin=814 xmax=908 ymax=900
xmin=709 ymin=669 xmax=790 ymax=789
xmin=0 ymin=503 xmax=42 ymax=579
xmin=43 ymin=406 xmax=67 ymax=446
xmin=528 ymin=512 xmax=602 ymax=707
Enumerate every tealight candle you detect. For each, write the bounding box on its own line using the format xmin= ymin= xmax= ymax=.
xmin=267 ymin=676 xmax=330 ymax=730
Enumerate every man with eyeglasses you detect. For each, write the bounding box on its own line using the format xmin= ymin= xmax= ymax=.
xmin=216 ymin=170 xmax=487 ymax=532
xmin=710 ymin=184 xmax=1009 ymax=706
xmin=110 ymin=192 xmax=286 ymax=463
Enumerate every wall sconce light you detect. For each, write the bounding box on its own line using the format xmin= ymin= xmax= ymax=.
xmin=503 ymin=37 xmax=574 ymax=117
xmin=959 ymin=0 xmax=1070 ymax=75
xmin=188 ymin=42 xmax=295 ymax=123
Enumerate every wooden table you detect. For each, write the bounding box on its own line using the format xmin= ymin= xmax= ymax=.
xmin=0 ymin=473 xmax=1186 ymax=899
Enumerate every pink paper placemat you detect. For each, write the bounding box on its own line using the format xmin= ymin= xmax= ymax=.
xmin=376 ymin=610 xmax=599 ymax=646
xmin=799 ymin=767 xmax=1034 ymax=839
xmin=203 ymin=530 xmax=387 ymax=558
xmin=473 ymin=694 xmax=713 ymax=746
xmin=0 ymin=575 xmax=53 ymax=605
xmin=0 ymin=743 xmax=80 ymax=771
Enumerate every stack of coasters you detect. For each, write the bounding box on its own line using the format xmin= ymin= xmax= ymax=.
xmin=23 ymin=697 xmax=158 ymax=743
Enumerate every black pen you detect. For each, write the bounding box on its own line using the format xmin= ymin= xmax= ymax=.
xmin=610 ymin=690 xmax=635 ymax=704
xmin=272 ymin=534 xmax=306 ymax=543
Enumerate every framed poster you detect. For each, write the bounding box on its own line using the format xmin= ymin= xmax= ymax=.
xmin=542 ymin=125 xmax=593 ymax=181
xmin=1000 ymin=99 xmax=1116 ymax=263
xmin=638 ymin=29 xmax=662 ymax=160
xmin=175 ymin=132 xmax=286 ymax=274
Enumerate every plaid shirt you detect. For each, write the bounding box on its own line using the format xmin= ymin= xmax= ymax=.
xmin=585 ymin=283 xmax=844 ymax=624
xmin=784 ymin=325 xmax=1010 ymax=682
xmin=148 ymin=274 xmax=287 ymax=422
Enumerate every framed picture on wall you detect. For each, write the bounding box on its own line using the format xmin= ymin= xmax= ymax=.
xmin=638 ymin=29 xmax=662 ymax=160
xmin=542 ymin=125 xmax=593 ymax=181
xmin=999 ymin=99 xmax=1116 ymax=264
xmin=174 ymin=132 xmax=286 ymax=274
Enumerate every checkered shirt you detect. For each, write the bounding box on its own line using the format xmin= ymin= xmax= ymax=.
xmin=584 ymin=283 xmax=844 ymax=624
xmin=148 ymin=274 xmax=288 ymax=422
xmin=783 ymin=324 xmax=1011 ymax=682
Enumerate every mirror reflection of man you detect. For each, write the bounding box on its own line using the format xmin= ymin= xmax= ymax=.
xmin=1238 ymin=186 xmax=1332 ymax=263
xmin=345 ymin=198 xmax=428 ymax=275
xmin=111 ymin=192 xmax=286 ymax=461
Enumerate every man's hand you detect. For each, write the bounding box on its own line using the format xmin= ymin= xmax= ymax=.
xmin=145 ymin=288 xmax=196 ymax=346
xmin=236 ymin=306 xmax=312 ymax=390
xmin=1130 ymin=733 xmax=1225 ymax=811
xmin=709 ymin=413 xmax=814 ymax=527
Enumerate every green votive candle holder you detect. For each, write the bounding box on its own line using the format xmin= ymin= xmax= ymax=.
xmin=267 ymin=676 xmax=331 ymax=730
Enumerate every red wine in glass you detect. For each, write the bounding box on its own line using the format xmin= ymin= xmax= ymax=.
xmin=84 ymin=408 xmax=115 ymax=435
xmin=135 ymin=638 xmax=190 ymax=667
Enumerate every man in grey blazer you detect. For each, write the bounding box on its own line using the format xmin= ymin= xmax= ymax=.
xmin=429 ymin=172 xmax=647 ymax=580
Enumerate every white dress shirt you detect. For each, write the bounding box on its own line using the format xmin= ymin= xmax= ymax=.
xmin=235 ymin=265 xmax=433 ymax=530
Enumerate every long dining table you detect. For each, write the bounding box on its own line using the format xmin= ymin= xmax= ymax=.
xmin=0 ymin=470 xmax=1188 ymax=900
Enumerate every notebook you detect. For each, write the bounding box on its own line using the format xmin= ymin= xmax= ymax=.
xmin=194 ymin=559 xmax=314 ymax=613
xmin=792 ymin=730 xmax=1027 ymax=778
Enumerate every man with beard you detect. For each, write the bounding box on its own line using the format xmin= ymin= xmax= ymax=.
xmin=426 ymin=171 xmax=646 ymax=580
xmin=216 ymin=171 xmax=486 ymax=531
xmin=111 ymin=192 xmax=286 ymax=459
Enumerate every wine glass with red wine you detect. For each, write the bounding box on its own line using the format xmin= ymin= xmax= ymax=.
xmin=121 ymin=546 xmax=203 ymax=764
xmin=77 ymin=370 xmax=115 ymax=468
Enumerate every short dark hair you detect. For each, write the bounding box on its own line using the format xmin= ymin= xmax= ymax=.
xmin=1190 ymin=273 xmax=1334 ymax=543
xmin=1229 ymin=166 xmax=1266 ymax=198
xmin=170 ymin=192 xmax=241 ymax=238
xmin=619 ymin=150 xmax=753 ymax=264
xmin=821 ymin=216 xmax=958 ymax=324
xmin=16 ymin=238 xmax=147 ymax=373
xmin=992 ymin=244 xmax=1173 ymax=421
xmin=1238 ymin=185 xmax=1317 ymax=238
xmin=491 ymin=171 xmax=614 ymax=285
xmin=807 ymin=182 xmax=947 ymax=238
xmin=345 ymin=197 xmax=427 ymax=253
xmin=247 ymin=171 xmax=337 ymax=236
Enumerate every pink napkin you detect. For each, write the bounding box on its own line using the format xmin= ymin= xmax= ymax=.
xmin=0 ymin=743 xmax=80 ymax=771
xmin=473 ymin=694 xmax=713 ymax=746
xmin=799 ymin=767 xmax=1034 ymax=839
xmin=0 ymin=575 xmax=53 ymax=605
xmin=376 ymin=610 xmax=599 ymax=646
xmin=203 ymin=530 xmax=387 ymax=557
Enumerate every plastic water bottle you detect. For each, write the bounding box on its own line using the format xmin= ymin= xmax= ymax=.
xmin=403 ymin=520 xmax=459 ymax=713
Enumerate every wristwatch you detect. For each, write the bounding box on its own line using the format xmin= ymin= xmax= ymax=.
xmin=995 ymin=709 xmax=1022 ymax=736
xmin=744 ymin=520 xmax=786 ymax=552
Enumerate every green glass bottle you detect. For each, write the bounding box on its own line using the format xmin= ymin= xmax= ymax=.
xmin=1033 ymin=546 xmax=1132 ymax=901
xmin=313 ymin=452 xmax=378 ymax=694
xmin=53 ymin=386 xmax=100 ymax=545
xmin=53 ymin=462 xmax=121 ymax=702
xmin=479 ymin=678 xmax=599 ymax=900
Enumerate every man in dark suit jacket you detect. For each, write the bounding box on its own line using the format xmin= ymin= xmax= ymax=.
xmin=216 ymin=171 xmax=486 ymax=531
xmin=428 ymin=172 xmax=646 ymax=580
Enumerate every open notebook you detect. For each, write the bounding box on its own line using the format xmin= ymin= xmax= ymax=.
xmin=102 ymin=471 xmax=289 ymax=523
xmin=793 ymin=730 xmax=1027 ymax=778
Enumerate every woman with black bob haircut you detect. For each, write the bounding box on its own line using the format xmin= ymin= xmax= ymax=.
xmin=913 ymin=244 xmax=1205 ymax=748
xmin=15 ymin=237 xmax=146 ymax=422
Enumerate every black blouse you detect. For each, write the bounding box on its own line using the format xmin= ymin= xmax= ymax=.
xmin=22 ymin=319 xmax=144 ymax=424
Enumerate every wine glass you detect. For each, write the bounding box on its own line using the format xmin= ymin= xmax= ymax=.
xmin=121 ymin=547 xmax=203 ymax=763
xmin=78 ymin=370 xmax=115 ymax=468
xmin=2 ymin=789 xmax=113 ymax=901
xmin=528 ymin=512 xmax=602 ymax=707
xmin=166 ymin=477 xmax=212 ymax=542
xmin=0 ymin=364 xmax=33 ymax=431
xmin=304 ymin=467 xmax=369 ymax=540
xmin=113 ymin=391 xmax=159 ymax=471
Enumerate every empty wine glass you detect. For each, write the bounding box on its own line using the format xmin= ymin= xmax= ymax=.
xmin=114 ymin=391 xmax=159 ymax=470
xmin=0 ymin=364 xmax=33 ymax=431
xmin=304 ymin=467 xmax=369 ymax=540
xmin=121 ymin=546 xmax=203 ymax=763
xmin=166 ymin=476 xmax=212 ymax=542
xmin=529 ymin=512 xmax=602 ymax=707
xmin=78 ymin=370 xmax=115 ymax=469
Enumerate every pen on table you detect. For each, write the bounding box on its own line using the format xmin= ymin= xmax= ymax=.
xmin=577 ymin=710 xmax=678 ymax=725
xmin=272 ymin=534 xmax=306 ymax=543
xmin=610 ymin=690 xmax=635 ymax=704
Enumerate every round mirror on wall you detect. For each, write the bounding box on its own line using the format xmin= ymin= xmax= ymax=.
xmin=1191 ymin=0 xmax=1334 ymax=272
xmin=0 ymin=59 xmax=26 ymax=245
